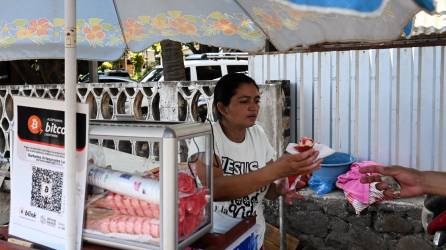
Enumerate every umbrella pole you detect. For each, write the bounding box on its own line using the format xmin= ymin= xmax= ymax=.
xmin=279 ymin=196 xmax=286 ymax=250
xmin=64 ymin=0 xmax=77 ymax=249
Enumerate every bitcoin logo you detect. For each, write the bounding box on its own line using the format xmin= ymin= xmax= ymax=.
xmin=27 ymin=115 xmax=43 ymax=134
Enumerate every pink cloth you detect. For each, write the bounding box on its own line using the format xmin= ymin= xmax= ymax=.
xmin=336 ymin=161 xmax=383 ymax=204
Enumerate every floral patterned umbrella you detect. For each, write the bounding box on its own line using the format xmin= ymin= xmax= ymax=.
xmin=0 ymin=0 xmax=435 ymax=61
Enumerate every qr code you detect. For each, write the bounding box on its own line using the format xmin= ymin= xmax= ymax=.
xmin=31 ymin=166 xmax=63 ymax=213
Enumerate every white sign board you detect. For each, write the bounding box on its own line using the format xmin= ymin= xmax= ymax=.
xmin=9 ymin=96 xmax=89 ymax=249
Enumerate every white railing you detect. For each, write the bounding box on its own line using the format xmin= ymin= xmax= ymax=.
xmin=0 ymin=81 xmax=289 ymax=159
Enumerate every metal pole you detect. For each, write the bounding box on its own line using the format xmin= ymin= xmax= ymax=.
xmin=64 ymin=0 xmax=77 ymax=249
xmin=89 ymin=61 xmax=98 ymax=83
xmin=161 ymin=138 xmax=177 ymax=249
xmin=279 ymin=196 xmax=286 ymax=250
xmin=262 ymin=37 xmax=286 ymax=250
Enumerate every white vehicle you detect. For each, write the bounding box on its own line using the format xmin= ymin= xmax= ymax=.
xmin=141 ymin=53 xmax=248 ymax=82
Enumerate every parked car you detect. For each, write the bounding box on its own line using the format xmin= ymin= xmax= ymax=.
xmin=140 ymin=53 xmax=248 ymax=82
xmin=79 ymin=70 xmax=131 ymax=83
xmin=140 ymin=53 xmax=249 ymax=122
xmin=101 ymin=70 xmax=130 ymax=78
xmin=96 ymin=76 xmax=136 ymax=84
xmin=79 ymin=75 xmax=136 ymax=84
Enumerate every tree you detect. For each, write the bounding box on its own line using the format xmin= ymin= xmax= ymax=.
xmin=160 ymin=40 xmax=185 ymax=81
xmin=129 ymin=52 xmax=145 ymax=80
xmin=98 ymin=62 xmax=113 ymax=72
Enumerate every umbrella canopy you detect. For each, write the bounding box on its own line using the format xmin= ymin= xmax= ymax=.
xmin=0 ymin=0 xmax=435 ymax=61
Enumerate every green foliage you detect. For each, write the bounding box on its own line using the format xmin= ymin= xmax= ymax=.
xmin=131 ymin=61 xmax=157 ymax=81
xmin=98 ymin=61 xmax=113 ymax=72
xmin=151 ymin=42 xmax=161 ymax=54
xmin=130 ymin=52 xmax=144 ymax=71
xmin=145 ymin=61 xmax=157 ymax=72
xmin=131 ymin=68 xmax=146 ymax=81
xmin=129 ymin=52 xmax=145 ymax=80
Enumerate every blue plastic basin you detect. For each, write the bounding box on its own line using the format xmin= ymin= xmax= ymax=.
xmin=312 ymin=152 xmax=356 ymax=180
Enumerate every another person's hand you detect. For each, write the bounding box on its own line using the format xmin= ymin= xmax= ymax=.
xmin=359 ymin=165 xmax=424 ymax=199
xmin=274 ymin=149 xmax=322 ymax=178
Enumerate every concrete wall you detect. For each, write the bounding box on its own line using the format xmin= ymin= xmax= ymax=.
xmin=264 ymin=190 xmax=443 ymax=250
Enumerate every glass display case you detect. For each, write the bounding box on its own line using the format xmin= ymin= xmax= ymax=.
xmin=83 ymin=120 xmax=213 ymax=249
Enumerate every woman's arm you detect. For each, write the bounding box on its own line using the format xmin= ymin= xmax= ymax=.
xmin=214 ymin=149 xmax=321 ymax=201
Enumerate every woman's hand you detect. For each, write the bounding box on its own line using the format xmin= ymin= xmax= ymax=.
xmin=213 ymin=149 xmax=322 ymax=201
xmin=272 ymin=149 xmax=322 ymax=179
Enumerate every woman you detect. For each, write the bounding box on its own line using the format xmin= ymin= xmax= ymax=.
xmin=209 ymin=73 xmax=322 ymax=248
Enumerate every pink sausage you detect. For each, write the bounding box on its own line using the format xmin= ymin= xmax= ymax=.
xmin=96 ymin=193 xmax=116 ymax=210
xmin=125 ymin=216 xmax=137 ymax=234
xmin=109 ymin=216 xmax=120 ymax=233
xmin=152 ymin=204 xmax=160 ymax=219
xmin=122 ymin=197 xmax=136 ymax=216
xmin=131 ymin=199 xmax=145 ymax=217
xmin=113 ymin=194 xmax=128 ymax=215
xmin=142 ymin=218 xmax=152 ymax=236
xmin=117 ymin=215 xmax=128 ymax=233
xmin=99 ymin=218 xmax=111 ymax=233
xmin=133 ymin=217 xmax=145 ymax=235
xmin=141 ymin=201 xmax=153 ymax=218
xmin=150 ymin=223 xmax=160 ymax=238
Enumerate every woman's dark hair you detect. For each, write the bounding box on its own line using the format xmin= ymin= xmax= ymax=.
xmin=213 ymin=73 xmax=258 ymax=120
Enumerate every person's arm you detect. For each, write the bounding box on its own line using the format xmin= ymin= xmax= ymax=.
xmin=188 ymin=153 xmax=208 ymax=186
xmin=419 ymin=171 xmax=446 ymax=196
xmin=213 ymin=149 xmax=321 ymax=201
xmin=360 ymin=165 xmax=446 ymax=198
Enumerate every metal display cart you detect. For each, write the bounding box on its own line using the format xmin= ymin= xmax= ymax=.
xmin=83 ymin=120 xmax=213 ymax=250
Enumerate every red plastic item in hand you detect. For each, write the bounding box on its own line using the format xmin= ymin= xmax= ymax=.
xmin=294 ymin=137 xmax=314 ymax=152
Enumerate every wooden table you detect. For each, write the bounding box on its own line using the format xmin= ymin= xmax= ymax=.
xmin=191 ymin=216 xmax=256 ymax=250
xmin=0 ymin=226 xmax=117 ymax=250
